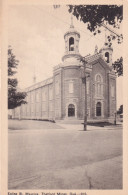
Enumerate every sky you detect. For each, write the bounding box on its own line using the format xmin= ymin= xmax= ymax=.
xmin=8 ymin=5 xmax=123 ymax=109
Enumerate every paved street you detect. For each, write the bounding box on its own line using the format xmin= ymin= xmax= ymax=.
xmin=8 ymin=120 xmax=123 ymax=189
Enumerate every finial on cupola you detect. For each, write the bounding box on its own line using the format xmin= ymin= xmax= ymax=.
xmin=70 ymin=14 xmax=74 ymax=28
xmin=94 ymin=45 xmax=98 ymax=54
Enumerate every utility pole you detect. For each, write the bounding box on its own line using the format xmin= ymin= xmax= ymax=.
xmin=81 ymin=56 xmax=89 ymax=131
xmin=114 ymin=111 xmax=117 ymax=125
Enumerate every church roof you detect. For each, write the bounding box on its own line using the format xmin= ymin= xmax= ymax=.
xmin=25 ymin=77 xmax=53 ymax=92
xmin=99 ymin=44 xmax=113 ymax=52
xmin=84 ymin=53 xmax=112 ymax=70
xmin=25 ymin=18 xmax=115 ymax=93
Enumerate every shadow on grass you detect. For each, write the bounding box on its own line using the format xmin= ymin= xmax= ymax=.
xmin=81 ymin=122 xmax=121 ymax=127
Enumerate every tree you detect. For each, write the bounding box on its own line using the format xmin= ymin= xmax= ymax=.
xmin=112 ymin=57 xmax=123 ymax=76
xmin=68 ymin=5 xmax=123 ymax=76
xmin=68 ymin=5 xmax=123 ymax=40
xmin=8 ymin=47 xmax=27 ymax=109
xmin=117 ymin=105 xmax=123 ymax=114
xmin=54 ymin=5 xmax=123 ymax=76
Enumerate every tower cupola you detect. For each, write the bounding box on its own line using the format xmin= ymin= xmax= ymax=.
xmin=62 ymin=15 xmax=81 ymax=64
xmin=99 ymin=31 xmax=113 ymax=67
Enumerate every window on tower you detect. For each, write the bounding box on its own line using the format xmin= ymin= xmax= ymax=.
xmin=69 ymin=37 xmax=74 ymax=51
xmin=105 ymin=52 xmax=109 ymax=63
xmin=69 ymin=82 xmax=74 ymax=93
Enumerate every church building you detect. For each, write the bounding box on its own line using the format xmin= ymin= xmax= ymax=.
xmin=12 ymin=18 xmax=116 ymax=122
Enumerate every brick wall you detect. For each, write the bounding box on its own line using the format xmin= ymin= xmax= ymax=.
xmin=12 ymin=59 xmax=116 ymax=121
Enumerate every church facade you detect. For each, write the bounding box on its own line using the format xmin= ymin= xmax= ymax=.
xmin=12 ymin=21 xmax=116 ymax=122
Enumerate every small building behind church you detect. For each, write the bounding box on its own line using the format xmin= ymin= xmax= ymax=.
xmin=12 ymin=20 xmax=116 ymax=122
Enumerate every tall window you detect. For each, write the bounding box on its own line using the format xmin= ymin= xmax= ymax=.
xmin=27 ymin=104 xmax=29 ymax=113
xmin=36 ymin=104 xmax=39 ymax=112
xmin=42 ymin=89 xmax=46 ymax=101
xmin=96 ymin=102 xmax=101 ymax=116
xmin=26 ymin=94 xmax=29 ymax=102
xmin=31 ymin=104 xmax=34 ymax=113
xmin=36 ymin=92 xmax=39 ymax=102
xmin=49 ymin=102 xmax=53 ymax=111
xmin=49 ymin=86 xmax=53 ymax=100
xmin=111 ymin=85 xmax=115 ymax=97
xmin=42 ymin=102 xmax=46 ymax=111
xmin=55 ymin=80 xmax=59 ymax=95
xmin=31 ymin=93 xmax=34 ymax=103
xmin=69 ymin=37 xmax=74 ymax=51
xmin=105 ymin=52 xmax=109 ymax=63
xmin=23 ymin=104 xmax=26 ymax=114
xmin=69 ymin=82 xmax=74 ymax=93
xmin=95 ymin=74 xmax=103 ymax=96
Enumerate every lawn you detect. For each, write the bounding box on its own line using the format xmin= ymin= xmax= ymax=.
xmin=8 ymin=119 xmax=64 ymax=130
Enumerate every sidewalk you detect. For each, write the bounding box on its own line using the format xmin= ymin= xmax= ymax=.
xmin=8 ymin=119 xmax=123 ymax=132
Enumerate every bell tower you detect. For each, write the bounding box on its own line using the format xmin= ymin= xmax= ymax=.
xmin=62 ymin=15 xmax=81 ymax=64
xmin=99 ymin=30 xmax=113 ymax=67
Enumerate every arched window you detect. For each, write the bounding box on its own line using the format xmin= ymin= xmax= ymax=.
xmin=96 ymin=102 xmax=101 ymax=116
xmin=69 ymin=37 xmax=74 ymax=51
xmin=68 ymin=104 xmax=75 ymax=117
xmin=96 ymin=75 xmax=101 ymax=82
xmin=95 ymin=74 xmax=103 ymax=96
xmin=105 ymin=52 xmax=109 ymax=63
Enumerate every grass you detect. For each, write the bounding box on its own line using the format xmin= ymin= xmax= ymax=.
xmin=85 ymin=122 xmax=120 ymax=127
xmin=8 ymin=119 xmax=63 ymax=130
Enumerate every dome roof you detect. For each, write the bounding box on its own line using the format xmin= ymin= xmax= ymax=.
xmin=64 ymin=25 xmax=80 ymax=38
xmin=99 ymin=42 xmax=113 ymax=53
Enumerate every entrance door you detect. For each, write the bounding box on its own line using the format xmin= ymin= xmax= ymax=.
xmin=68 ymin=104 xmax=75 ymax=117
